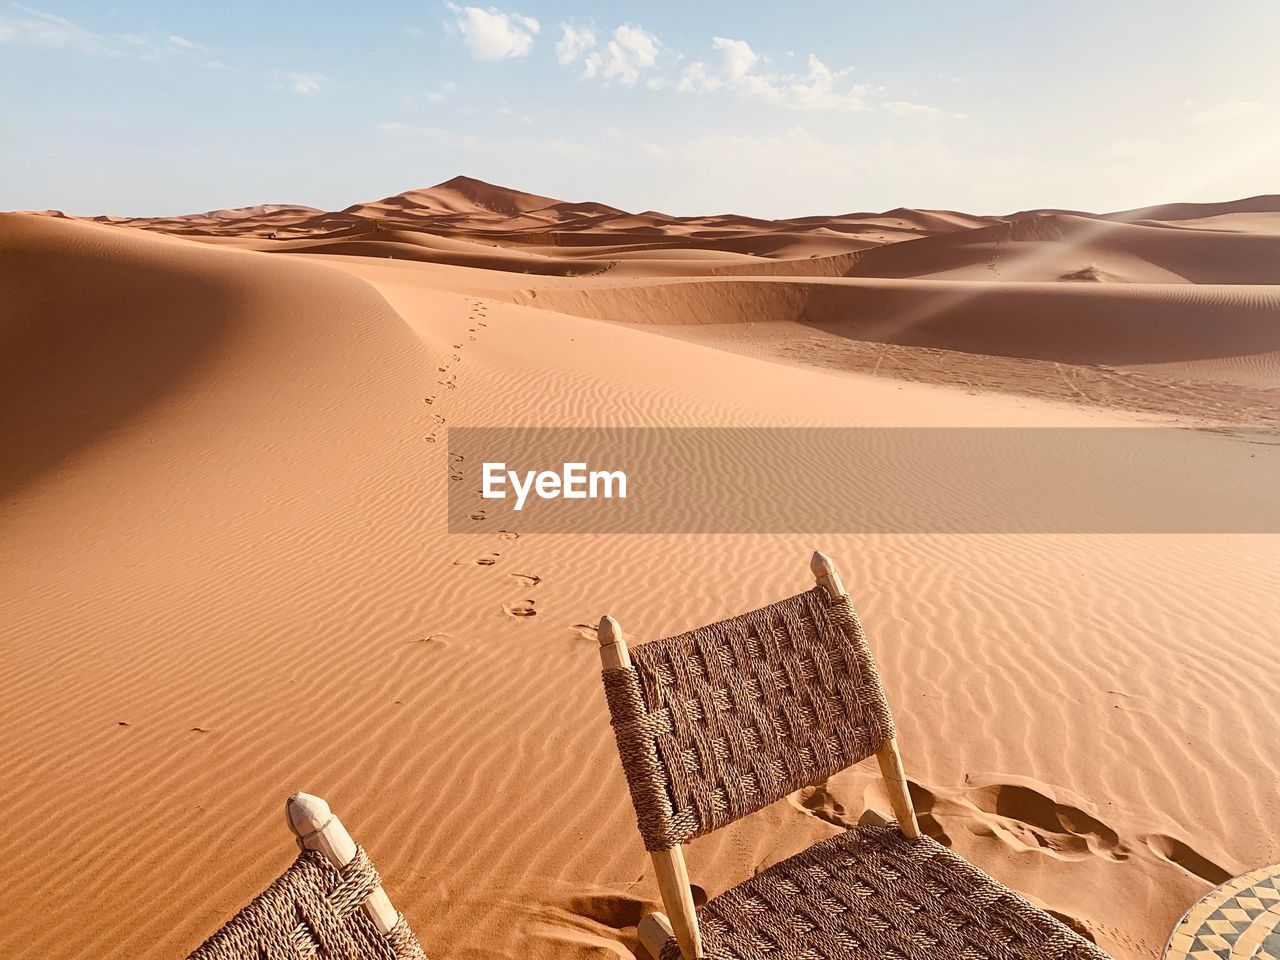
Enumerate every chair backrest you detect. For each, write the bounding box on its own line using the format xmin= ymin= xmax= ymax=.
xmin=602 ymin=582 xmax=897 ymax=853
xmin=188 ymin=794 xmax=425 ymax=960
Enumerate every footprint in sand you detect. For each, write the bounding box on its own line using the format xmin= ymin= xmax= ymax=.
xmin=795 ymin=777 xmax=949 ymax=840
xmin=508 ymin=573 xmax=542 ymax=587
xmin=570 ymin=623 xmax=598 ymax=641
xmin=449 ymin=470 xmax=463 ymax=481
xmin=792 ymin=781 xmax=860 ymax=832
xmin=449 ymin=452 xmax=463 ymax=462
xmin=503 ymin=599 xmax=537 ymax=618
xmin=559 ymin=884 xmax=706 ymax=930
xmin=536 ymin=887 xmax=674 ymax=951
xmin=423 ymin=396 xmax=435 ymax=405
xmin=469 ymin=510 xmax=486 ymax=521
xmin=561 ymin=891 xmax=646 ymax=930
xmin=961 ymin=780 xmax=1127 ymax=862
xmin=1143 ymin=833 xmax=1231 ymax=884
xmin=496 ymin=530 xmax=519 ymax=541
xmin=792 ymin=775 xmax=1131 ymax=861
xmin=424 ymin=434 xmax=438 ymax=442
xmin=453 ymin=553 xmax=499 ymax=567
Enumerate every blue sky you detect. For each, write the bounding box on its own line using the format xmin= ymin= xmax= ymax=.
xmin=3 ymin=1 xmax=1278 ymax=217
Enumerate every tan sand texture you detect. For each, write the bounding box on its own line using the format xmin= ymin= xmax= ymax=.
xmin=2 ymin=178 xmax=1279 ymax=959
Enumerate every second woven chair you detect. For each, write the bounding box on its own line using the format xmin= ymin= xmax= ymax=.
xmin=598 ymin=551 xmax=1111 ymax=960
xmin=186 ymin=793 xmax=425 ymax=960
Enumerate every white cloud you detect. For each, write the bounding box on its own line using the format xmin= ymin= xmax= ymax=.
xmin=446 ymin=4 xmax=539 ymax=61
xmin=0 ymin=11 xmax=227 ymax=66
xmin=283 ymin=71 xmax=327 ymax=95
xmin=555 ymin=22 xmax=595 ymax=67
xmin=676 ymin=60 xmax=718 ymax=93
xmin=556 ymin=20 xmax=661 ymax=86
xmin=0 ymin=6 xmax=112 ymax=54
xmin=598 ymin=23 xmax=658 ymax=85
xmin=167 ymin=34 xmax=208 ymax=53
xmin=674 ymin=38 xmax=961 ymax=117
xmin=714 ymin=37 xmax=757 ymax=81
xmin=679 ymin=40 xmax=866 ymax=111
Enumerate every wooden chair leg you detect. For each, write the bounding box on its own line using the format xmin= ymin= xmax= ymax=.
xmin=875 ymin=739 xmax=922 ymax=838
xmin=599 ymin=616 xmax=704 ymax=959
xmin=650 ymin=847 xmax=703 ymax=958
xmin=812 ymin=551 xmax=923 ymax=840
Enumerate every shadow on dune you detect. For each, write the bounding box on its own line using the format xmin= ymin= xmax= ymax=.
xmin=515 ymin=274 xmax=1280 ymax=367
xmin=0 ymin=227 xmax=229 ymax=500
xmin=800 ymin=281 xmax=1280 ymax=366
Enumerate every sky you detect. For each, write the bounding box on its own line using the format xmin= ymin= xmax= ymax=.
xmin=2 ymin=1 xmax=1279 ymax=218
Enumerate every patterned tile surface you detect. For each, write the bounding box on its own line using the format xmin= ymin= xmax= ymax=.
xmin=1165 ymin=864 xmax=1280 ymax=960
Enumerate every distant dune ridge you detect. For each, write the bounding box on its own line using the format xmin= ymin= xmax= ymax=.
xmin=2 ymin=177 xmax=1279 ymax=960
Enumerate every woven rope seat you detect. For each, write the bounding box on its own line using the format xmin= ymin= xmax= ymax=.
xmin=656 ymin=825 xmax=1109 ymax=960
xmin=598 ymin=554 xmax=1113 ymax=960
xmin=188 ymin=834 xmax=425 ymax=960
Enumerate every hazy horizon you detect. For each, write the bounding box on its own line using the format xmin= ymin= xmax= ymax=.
xmin=19 ymin=171 xmax=1280 ymax=223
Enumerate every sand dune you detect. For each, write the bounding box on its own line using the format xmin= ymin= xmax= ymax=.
xmin=842 ymin=214 xmax=1280 ymax=284
xmin=509 ymin=275 xmax=1280 ymax=390
xmin=3 ymin=179 xmax=1279 ymax=960
xmin=262 ymin=230 xmax=612 ymax=276
xmin=41 ymin=176 xmax=993 ymax=253
xmin=1104 ymin=193 xmax=1280 ymax=223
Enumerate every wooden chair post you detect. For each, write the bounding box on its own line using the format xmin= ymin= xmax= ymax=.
xmin=810 ymin=552 xmax=922 ymax=839
xmin=285 ymin=793 xmax=401 ymax=934
xmin=599 ymin=615 xmax=704 ymax=960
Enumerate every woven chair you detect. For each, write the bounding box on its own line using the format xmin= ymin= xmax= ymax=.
xmin=598 ymin=552 xmax=1112 ymax=960
xmin=187 ymin=793 xmax=426 ymax=960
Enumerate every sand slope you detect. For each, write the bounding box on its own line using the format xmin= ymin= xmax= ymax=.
xmin=842 ymin=215 xmax=1280 ymax=284
xmin=2 ymin=183 xmax=1279 ymax=960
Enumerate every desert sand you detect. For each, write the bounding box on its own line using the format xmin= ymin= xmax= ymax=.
xmin=2 ymin=177 xmax=1278 ymax=959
